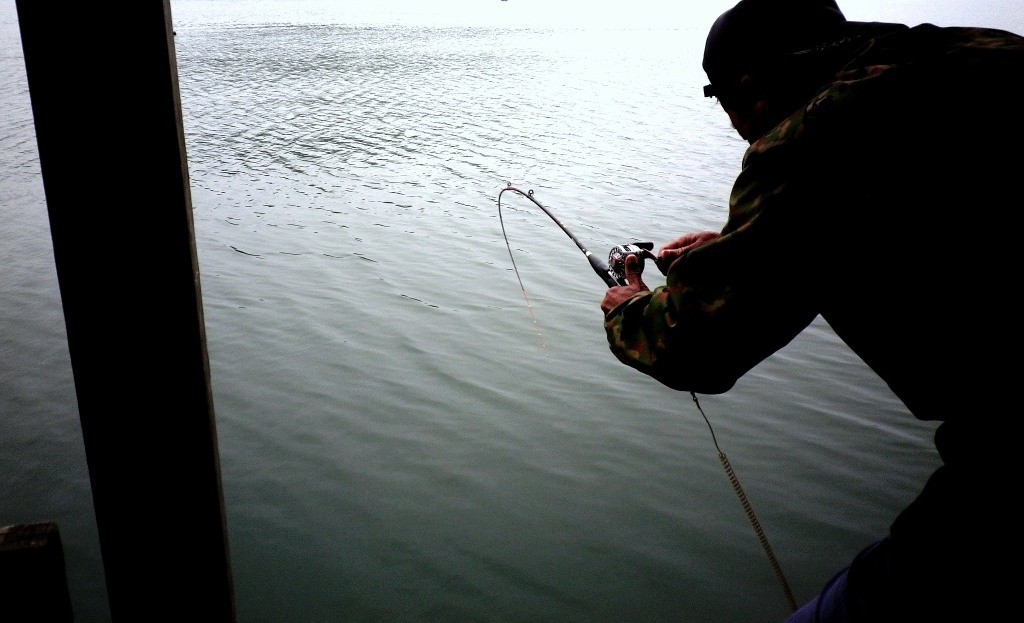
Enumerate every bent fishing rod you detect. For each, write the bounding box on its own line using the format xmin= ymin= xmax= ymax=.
xmin=496 ymin=183 xmax=799 ymax=614
xmin=497 ymin=184 xmax=655 ymax=288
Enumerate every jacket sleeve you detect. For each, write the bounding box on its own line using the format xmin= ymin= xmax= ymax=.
xmin=604 ymin=224 xmax=818 ymax=393
xmin=604 ymin=138 xmax=823 ymax=394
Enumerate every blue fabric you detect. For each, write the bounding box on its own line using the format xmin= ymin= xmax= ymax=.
xmin=785 ymin=566 xmax=850 ymax=623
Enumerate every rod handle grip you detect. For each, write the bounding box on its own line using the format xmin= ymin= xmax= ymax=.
xmin=589 ymin=253 xmax=625 ymax=287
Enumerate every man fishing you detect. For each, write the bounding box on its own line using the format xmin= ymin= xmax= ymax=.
xmin=600 ymin=0 xmax=1023 ymax=620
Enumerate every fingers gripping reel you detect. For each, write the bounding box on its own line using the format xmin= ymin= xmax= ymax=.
xmin=607 ymin=242 xmax=656 ymax=285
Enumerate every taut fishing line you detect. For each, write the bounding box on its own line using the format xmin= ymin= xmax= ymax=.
xmin=496 ymin=183 xmax=798 ymax=614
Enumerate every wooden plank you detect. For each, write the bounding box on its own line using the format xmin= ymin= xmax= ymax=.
xmin=0 ymin=523 xmax=73 ymax=623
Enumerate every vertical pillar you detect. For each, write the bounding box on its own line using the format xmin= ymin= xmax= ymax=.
xmin=15 ymin=1 xmax=235 ymax=620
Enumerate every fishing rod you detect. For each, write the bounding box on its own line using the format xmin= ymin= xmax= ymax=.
xmin=497 ymin=184 xmax=655 ymax=288
xmin=497 ymin=183 xmax=798 ymax=614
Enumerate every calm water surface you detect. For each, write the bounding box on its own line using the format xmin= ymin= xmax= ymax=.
xmin=3 ymin=1 xmax=1019 ymax=621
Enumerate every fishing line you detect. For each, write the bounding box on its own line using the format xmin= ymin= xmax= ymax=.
xmin=497 ymin=185 xmax=549 ymax=357
xmin=691 ymin=391 xmax=798 ymax=613
xmin=496 ymin=184 xmax=796 ymax=613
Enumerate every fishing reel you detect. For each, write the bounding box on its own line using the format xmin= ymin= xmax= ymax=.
xmin=608 ymin=242 xmax=656 ymax=285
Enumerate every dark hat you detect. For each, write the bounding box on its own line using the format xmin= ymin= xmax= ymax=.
xmin=703 ymin=0 xmax=849 ymax=98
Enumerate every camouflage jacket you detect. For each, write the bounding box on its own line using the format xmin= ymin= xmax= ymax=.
xmin=605 ymin=24 xmax=1024 ymax=419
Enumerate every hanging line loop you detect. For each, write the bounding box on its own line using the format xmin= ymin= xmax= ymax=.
xmin=691 ymin=391 xmax=798 ymax=613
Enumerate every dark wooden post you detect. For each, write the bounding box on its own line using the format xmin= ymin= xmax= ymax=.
xmin=15 ymin=1 xmax=236 ymax=620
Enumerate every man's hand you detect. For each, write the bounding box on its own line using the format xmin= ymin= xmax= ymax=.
xmin=601 ymin=254 xmax=649 ymax=316
xmin=655 ymin=231 xmax=721 ymax=275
